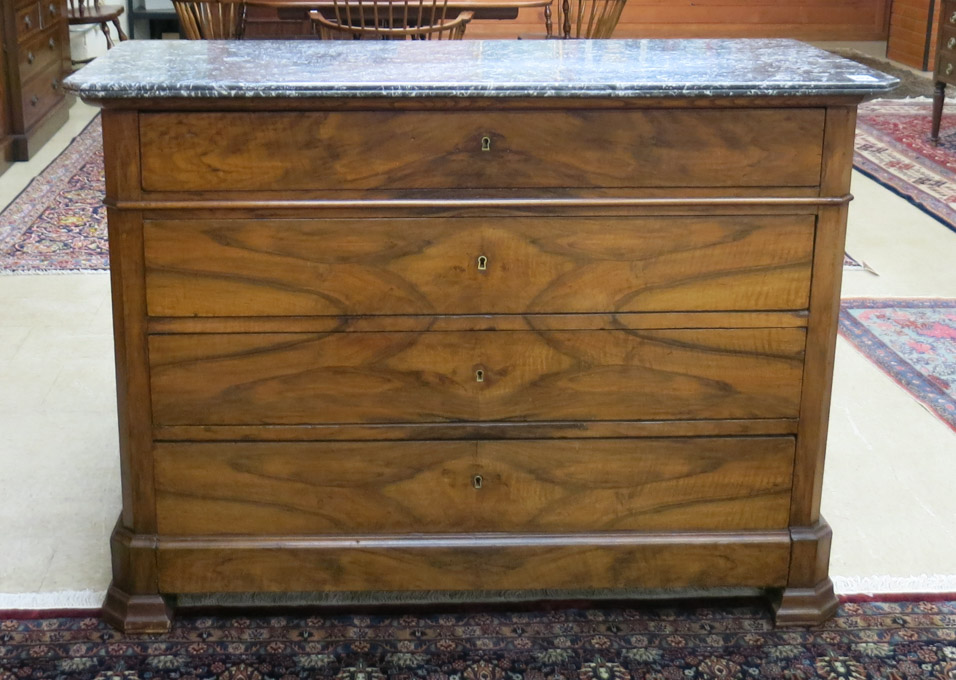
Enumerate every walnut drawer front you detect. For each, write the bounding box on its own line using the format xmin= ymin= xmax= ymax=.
xmin=149 ymin=328 xmax=805 ymax=426
xmin=144 ymin=215 xmax=815 ymax=317
xmin=153 ymin=437 xmax=795 ymax=535
xmin=139 ymin=109 xmax=825 ymax=192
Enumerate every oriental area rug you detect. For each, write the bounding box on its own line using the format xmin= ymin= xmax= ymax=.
xmin=854 ymin=99 xmax=956 ymax=235
xmin=0 ymin=117 xmax=107 ymax=273
xmin=839 ymin=298 xmax=956 ymax=433
xmin=2 ymin=600 xmax=956 ymax=679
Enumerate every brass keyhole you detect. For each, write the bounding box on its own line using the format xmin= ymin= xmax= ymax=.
xmin=481 ymin=136 xmax=492 ymax=151
xmin=475 ymin=369 xmax=484 ymax=382
xmin=473 ymin=475 xmax=483 ymax=489
xmin=477 ymin=255 xmax=488 ymax=271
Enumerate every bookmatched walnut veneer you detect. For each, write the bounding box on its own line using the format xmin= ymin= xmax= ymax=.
xmin=63 ymin=39 xmax=897 ymax=633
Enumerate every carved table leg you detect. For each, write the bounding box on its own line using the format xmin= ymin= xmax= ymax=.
xmin=932 ymin=81 xmax=946 ymax=143
xmin=101 ymin=518 xmax=173 ymax=633
xmin=771 ymin=519 xmax=840 ymax=626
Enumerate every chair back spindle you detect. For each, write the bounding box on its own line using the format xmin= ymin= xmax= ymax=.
xmin=173 ymin=0 xmax=247 ymax=39
xmin=313 ymin=0 xmax=472 ymax=40
xmin=554 ymin=0 xmax=626 ymax=38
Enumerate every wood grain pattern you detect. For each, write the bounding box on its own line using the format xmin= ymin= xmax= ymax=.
xmin=791 ymin=107 xmax=855 ymax=527
xmin=154 ymin=437 xmax=795 ymax=535
xmin=147 ymin=311 xmax=810 ymax=335
xmin=153 ymin=418 xmax=801 ymax=442
xmin=139 ymin=109 xmax=826 ymax=192
xmin=156 ymin=532 xmax=792 ymax=593
xmin=149 ymin=328 xmax=806 ymax=426
xmin=143 ymin=215 xmax=814 ymax=317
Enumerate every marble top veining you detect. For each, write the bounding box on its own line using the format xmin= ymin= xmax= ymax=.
xmin=64 ymin=39 xmax=898 ymax=100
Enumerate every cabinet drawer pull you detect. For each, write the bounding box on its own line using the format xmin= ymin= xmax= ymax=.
xmin=24 ymin=15 xmax=32 ymax=29
xmin=49 ymin=2 xmax=56 ymax=13
xmin=476 ymin=254 xmax=488 ymax=271
xmin=27 ymin=51 xmax=35 ymax=64
xmin=947 ymin=63 xmax=954 ymax=76
xmin=30 ymin=95 xmax=39 ymax=106
xmin=49 ymin=37 xmax=57 ymax=49
xmin=51 ymin=79 xmax=59 ymax=91
xmin=951 ymin=10 xmax=956 ymax=22
xmin=948 ymin=37 xmax=955 ymax=50
xmin=473 ymin=475 xmax=483 ymax=489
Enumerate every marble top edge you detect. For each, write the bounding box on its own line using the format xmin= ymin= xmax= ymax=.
xmin=64 ymin=39 xmax=900 ymax=100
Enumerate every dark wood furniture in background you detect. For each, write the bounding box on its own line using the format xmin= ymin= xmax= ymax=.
xmin=888 ymin=0 xmax=940 ymax=69
xmin=67 ymin=0 xmax=128 ymax=61
xmin=311 ymin=0 xmax=474 ymax=39
xmin=140 ymin=0 xmax=890 ymax=40
xmin=932 ymin=0 xmax=956 ymax=139
xmin=469 ymin=0 xmax=891 ymax=40
xmin=0 ymin=35 xmax=13 ymax=175
xmin=241 ymin=0 xmax=548 ymax=38
xmin=550 ymin=0 xmax=624 ymax=37
xmin=0 ymin=0 xmax=70 ymax=160
xmin=65 ymin=40 xmax=894 ymax=634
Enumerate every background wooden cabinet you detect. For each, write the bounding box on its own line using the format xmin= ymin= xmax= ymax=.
xmin=0 ymin=0 xmax=71 ymax=160
xmin=888 ymin=0 xmax=941 ymax=69
xmin=469 ymin=0 xmax=892 ymax=40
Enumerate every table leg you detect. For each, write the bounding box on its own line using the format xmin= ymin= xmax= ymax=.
xmin=932 ymin=81 xmax=946 ymax=143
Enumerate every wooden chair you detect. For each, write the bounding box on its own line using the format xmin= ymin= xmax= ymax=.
xmin=173 ymin=0 xmax=247 ymax=39
xmin=550 ymin=0 xmax=626 ymax=38
xmin=67 ymin=0 xmax=128 ymax=59
xmin=310 ymin=0 xmax=473 ymax=40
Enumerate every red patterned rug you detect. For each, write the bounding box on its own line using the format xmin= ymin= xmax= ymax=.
xmin=840 ymin=298 xmax=956 ymax=433
xmin=1 ymin=600 xmax=956 ymax=679
xmin=855 ymin=99 xmax=956 ymax=234
xmin=0 ymin=117 xmax=107 ymax=273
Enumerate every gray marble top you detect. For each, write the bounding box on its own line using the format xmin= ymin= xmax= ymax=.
xmin=64 ymin=39 xmax=898 ymax=100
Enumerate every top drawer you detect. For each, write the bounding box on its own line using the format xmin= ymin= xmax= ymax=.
xmin=139 ymin=109 xmax=826 ymax=192
xmin=15 ymin=3 xmax=42 ymax=42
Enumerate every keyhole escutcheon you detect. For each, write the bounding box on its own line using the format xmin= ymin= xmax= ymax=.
xmin=481 ymin=136 xmax=492 ymax=151
xmin=475 ymin=369 xmax=485 ymax=382
xmin=473 ymin=475 xmax=483 ymax=489
xmin=477 ymin=255 xmax=488 ymax=271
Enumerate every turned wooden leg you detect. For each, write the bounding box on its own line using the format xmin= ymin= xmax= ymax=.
xmin=933 ymin=81 xmax=946 ymax=143
xmin=112 ymin=17 xmax=129 ymax=42
xmin=100 ymin=21 xmax=115 ymax=49
xmin=102 ymin=518 xmax=173 ymax=633
xmin=544 ymin=4 xmax=552 ymax=38
xmin=771 ymin=519 xmax=840 ymax=626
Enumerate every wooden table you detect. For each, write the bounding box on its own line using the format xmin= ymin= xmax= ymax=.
xmin=242 ymin=0 xmax=552 ymax=38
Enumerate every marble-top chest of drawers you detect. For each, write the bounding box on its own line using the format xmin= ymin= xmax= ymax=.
xmin=64 ymin=39 xmax=896 ymax=633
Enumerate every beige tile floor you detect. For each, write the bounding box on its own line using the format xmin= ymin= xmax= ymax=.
xmin=1 ymin=59 xmax=955 ymax=608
